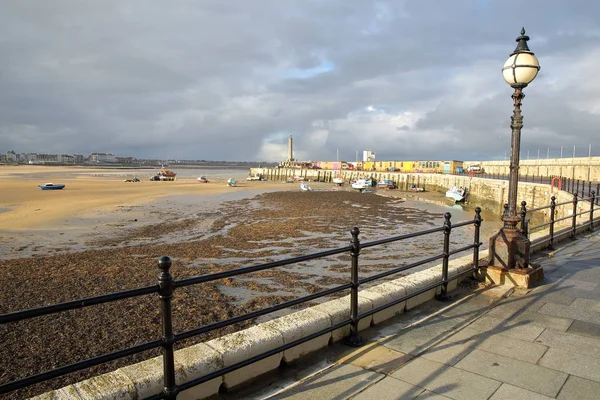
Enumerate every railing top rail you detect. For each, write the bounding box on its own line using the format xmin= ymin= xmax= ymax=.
xmin=0 ymin=285 xmax=158 ymax=325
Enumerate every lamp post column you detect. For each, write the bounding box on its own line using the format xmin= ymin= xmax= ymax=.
xmin=505 ymin=87 xmax=524 ymax=226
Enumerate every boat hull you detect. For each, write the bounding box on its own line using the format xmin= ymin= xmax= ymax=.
xmin=39 ymin=185 xmax=65 ymax=190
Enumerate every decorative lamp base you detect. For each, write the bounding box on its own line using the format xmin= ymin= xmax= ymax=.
xmin=478 ymin=264 xmax=544 ymax=289
xmin=489 ymin=224 xmax=530 ymax=270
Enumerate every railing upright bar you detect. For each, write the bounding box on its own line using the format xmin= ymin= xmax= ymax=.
xmin=596 ymin=183 xmax=600 ymax=205
xmin=520 ymin=201 xmax=528 ymax=238
xmin=572 ymin=193 xmax=578 ymax=238
xmin=590 ymin=191 xmax=596 ymax=232
xmin=436 ymin=213 xmax=452 ymax=301
xmin=576 ymin=180 xmax=580 ymax=197
xmin=472 ymin=207 xmax=482 ymax=279
xmin=158 ymin=256 xmax=178 ymax=399
xmin=549 ymin=196 xmax=556 ymax=250
xmin=343 ymin=227 xmax=364 ymax=347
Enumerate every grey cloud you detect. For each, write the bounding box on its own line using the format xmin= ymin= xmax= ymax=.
xmin=0 ymin=1 xmax=599 ymax=161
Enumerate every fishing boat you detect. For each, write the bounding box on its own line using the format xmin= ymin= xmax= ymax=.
xmin=197 ymin=176 xmax=209 ymax=183
xmin=333 ymin=176 xmax=344 ymax=186
xmin=351 ymin=178 xmax=371 ymax=192
xmin=227 ymin=178 xmax=237 ymax=187
xmin=446 ymin=186 xmax=468 ymax=203
xmin=300 ymin=182 xmax=313 ymax=191
xmin=410 ymin=184 xmax=425 ymax=192
xmin=377 ymin=179 xmax=397 ymax=189
xmin=150 ymin=168 xmax=177 ymax=181
xmin=39 ymin=183 xmax=65 ymax=190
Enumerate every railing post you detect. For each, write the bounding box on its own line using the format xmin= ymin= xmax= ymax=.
xmin=596 ymin=183 xmax=600 ymax=205
xmin=549 ymin=196 xmax=556 ymax=250
xmin=158 ymin=256 xmax=178 ymax=400
xmin=590 ymin=191 xmax=595 ymax=232
xmin=436 ymin=213 xmax=452 ymax=301
xmin=471 ymin=207 xmax=482 ymax=280
xmin=576 ymin=180 xmax=580 ymax=197
xmin=571 ymin=193 xmax=578 ymax=239
xmin=520 ymin=201 xmax=528 ymax=237
xmin=343 ymin=227 xmax=364 ymax=347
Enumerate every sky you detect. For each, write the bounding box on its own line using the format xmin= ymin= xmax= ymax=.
xmin=1 ymin=1 xmax=600 ymax=162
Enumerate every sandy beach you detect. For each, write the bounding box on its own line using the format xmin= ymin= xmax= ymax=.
xmin=0 ymin=165 xmax=501 ymax=399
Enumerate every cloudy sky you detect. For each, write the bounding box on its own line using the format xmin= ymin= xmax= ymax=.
xmin=1 ymin=1 xmax=599 ymax=162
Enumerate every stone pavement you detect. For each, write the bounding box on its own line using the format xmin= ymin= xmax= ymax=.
xmin=228 ymin=230 xmax=600 ymax=400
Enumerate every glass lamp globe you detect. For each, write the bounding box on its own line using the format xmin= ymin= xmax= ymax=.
xmin=501 ymin=28 xmax=541 ymax=88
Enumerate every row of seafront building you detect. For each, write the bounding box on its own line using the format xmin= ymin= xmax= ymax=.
xmin=278 ymin=156 xmax=600 ymax=182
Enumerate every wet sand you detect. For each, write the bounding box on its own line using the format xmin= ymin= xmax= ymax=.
xmin=0 ymin=166 xmax=502 ymax=399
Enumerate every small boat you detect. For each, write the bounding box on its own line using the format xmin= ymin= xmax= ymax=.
xmin=300 ymin=182 xmax=313 ymax=191
xmin=351 ymin=178 xmax=371 ymax=192
xmin=124 ymin=177 xmax=140 ymax=182
xmin=293 ymin=176 xmax=306 ymax=181
xmin=150 ymin=168 xmax=177 ymax=181
xmin=378 ymin=179 xmax=397 ymax=189
xmin=39 ymin=183 xmax=65 ymax=190
xmin=410 ymin=184 xmax=425 ymax=192
xmin=333 ymin=176 xmax=344 ymax=186
xmin=446 ymin=186 xmax=468 ymax=203
xmin=197 ymin=176 xmax=209 ymax=183
xmin=246 ymin=174 xmax=265 ymax=181
xmin=227 ymin=178 xmax=237 ymax=187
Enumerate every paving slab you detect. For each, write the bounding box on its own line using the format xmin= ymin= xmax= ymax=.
xmin=268 ymin=363 xmax=383 ymax=400
xmin=488 ymin=383 xmax=553 ymax=400
xmin=534 ymin=328 xmax=600 ymax=358
xmin=339 ymin=343 xmax=413 ymax=375
xmin=422 ymin=327 xmax=548 ymax=366
xmin=566 ymin=319 xmax=600 ymax=338
xmin=414 ymin=391 xmax=452 ymax=399
xmin=454 ymin=349 xmax=567 ymax=398
xmin=383 ymin=315 xmax=470 ymax=356
xmin=465 ymin=315 xmax=545 ymax=342
xmin=571 ymin=297 xmax=600 ymax=313
xmin=537 ymin=302 xmax=600 ymax=324
xmin=557 ymin=375 xmax=600 ymax=400
xmin=350 ymin=376 xmax=424 ymax=400
xmin=538 ymin=347 xmax=600 ymax=383
xmin=391 ymin=357 xmax=501 ymax=400
xmin=510 ymin=310 xmax=574 ymax=332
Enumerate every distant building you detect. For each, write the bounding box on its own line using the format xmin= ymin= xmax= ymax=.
xmin=363 ymin=150 xmax=375 ymax=162
xmin=4 ymin=150 xmax=18 ymax=163
xmin=89 ymin=152 xmax=117 ymax=163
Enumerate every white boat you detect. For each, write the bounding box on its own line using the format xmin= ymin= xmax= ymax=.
xmin=227 ymin=178 xmax=237 ymax=187
xmin=300 ymin=182 xmax=313 ymax=191
xmin=332 ymin=175 xmax=344 ymax=186
xmin=351 ymin=178 xmax=371 ymax=192
xmin=446 ymin=186 xmax=468 ymax=203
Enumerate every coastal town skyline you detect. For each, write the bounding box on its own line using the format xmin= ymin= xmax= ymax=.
xmin=1 ymin=2 xmax=599 ymax=162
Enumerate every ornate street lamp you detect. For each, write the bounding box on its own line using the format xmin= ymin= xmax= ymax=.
xmin=489 ymin=28 xmax=540 ymax=271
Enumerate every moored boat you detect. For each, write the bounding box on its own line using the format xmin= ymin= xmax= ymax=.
xmin=351 ymin=178 xmax=371 ymax=192
xmin=446 ymin=186 xmax=468 ymax=203
xmin=410 ymin=184 xmax=425 ymax=192
xmin=197 ymin=176 xmax=209 ymax=183
xmin=300 ymin=182 xmax=313 ymax=192
xmin=39 ymin=183 xmax=65 ymax=190
xmin=150 ymin=168 xmax=177 ymax=181
xmin=377 ymin=179 xmax=397 ymax=189
xmin=227 ymin=178 xmax=237 ymax=187
xmin=333 ymin=176 xmax=344 ymax=186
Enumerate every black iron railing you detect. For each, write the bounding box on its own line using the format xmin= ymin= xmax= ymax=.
xmin=520 ymin=191 xmax=596 ymax=250
xmin=1 ymin=209 xmax=483 ymax=399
